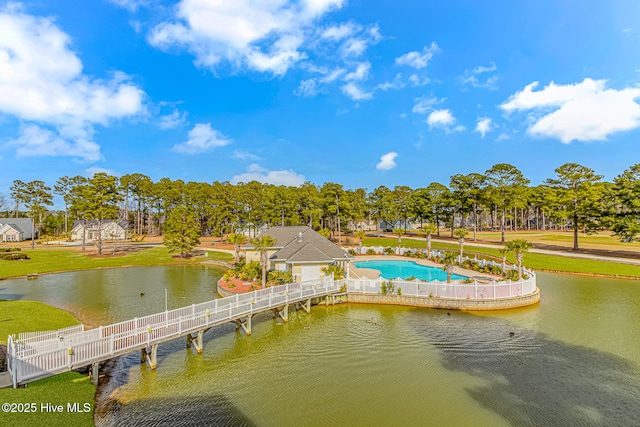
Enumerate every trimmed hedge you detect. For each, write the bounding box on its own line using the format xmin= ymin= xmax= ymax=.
xmin=0 ymin=247 xmax=21 ymax=252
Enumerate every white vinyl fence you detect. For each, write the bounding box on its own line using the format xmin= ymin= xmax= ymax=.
xmin=7 ymin=277 xmax=340 ymax=388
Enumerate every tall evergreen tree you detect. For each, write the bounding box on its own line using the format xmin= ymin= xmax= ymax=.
xmin=545 ymin=163 xmax=603 ymax=249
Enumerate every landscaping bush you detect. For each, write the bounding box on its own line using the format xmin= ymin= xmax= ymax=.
xmin=366 ymin=248 xmax=377 ymax=255
xmin=348 ymin=249 xmax=357 ymax=255
xmin=503 ymin=269 xmax=520 ymax=281
xmin=0 ymin=248 xmax=20 ymax=253
xmin=267 ymin=270 xmax=293 ymax=285
xmin=0 ymin=253 xmax=29 ymax=261
xmin=383 ymin=247 xmax=395 ymax=255
xmin=241 ymin=261 xmax=261 ymax=281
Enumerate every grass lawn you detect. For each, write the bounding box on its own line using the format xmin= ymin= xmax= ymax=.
xmin=0 ymin=372 xmax=96 ymax=427
xmin=0 ymin=301 xmax=95 ymax=426
xmin=363 ymin=237 xmax=640 ymax=278
xmin=0 ymin=246 xmax=233 ymax=280
xmin=0 ymin=301 xmax=80 ymax=344
xmin=472 ymin=230 xmax=640 ymax=251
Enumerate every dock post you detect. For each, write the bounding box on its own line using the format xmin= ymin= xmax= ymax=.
xmin=186 ymin=333 xmax=193 ymax=348
xmin=141 ymin=348 xmax=147 ymax=363
xmin=90 ymin=362 xmax=99 ymax=386
xmin=145 ymin=344 xmax=158 ymax=370
xmin=301 ymin=299 xmax=311 ymax=314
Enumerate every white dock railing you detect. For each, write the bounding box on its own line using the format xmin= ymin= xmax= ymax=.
xmin=7 ymin=277 xmax=340 ymax=387
xmin=346 ymin=273 xmax=536 ymax=299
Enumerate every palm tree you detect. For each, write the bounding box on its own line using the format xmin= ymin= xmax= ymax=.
xmin=250 ymin=235 xmax=277 ymax=288
xmin=227 ymin=233 xmax=248 ymax=263
xmin=498 ymin=246 xmax=509 ymax=274
xmin=421 ymin=223 xmax=438 ymax=258
xmin=442 ymin=251 xmax=458 ymax=283
xmin=453 ymin=228 xmax=469 ymax=263
xmin=392 ymin=227 xmax=405 ymax=254
xmin=505 ymin=239 xmax=533 ymax=279
xmin=355 ymin=230 xmax=366 ymax=254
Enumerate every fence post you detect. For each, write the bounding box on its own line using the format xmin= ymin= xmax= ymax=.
xmin=474 ymin=280 xmax=478 ymax=300
xmin=492 ymin=279 xmax=495 ymax=299
xmin=509 ymin=281 xmax=512 ymax=298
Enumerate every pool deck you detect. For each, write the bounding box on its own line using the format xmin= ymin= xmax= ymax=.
xmin=349 ymin=255 xmax=500 ymax=283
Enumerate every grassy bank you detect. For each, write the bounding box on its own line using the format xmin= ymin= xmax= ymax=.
xmin=363 ymin=237 xmax=640 ymax=278
xmin=0 ymin=247 xmax=233 ymax=280
xmin=0 ymin=301 xmax=80 ymax=343
xmin=0 ymin=301 xmax=95 ymax=426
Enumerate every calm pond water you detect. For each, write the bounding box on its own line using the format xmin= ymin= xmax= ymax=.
xmin=1 ymin=269 xmax=639 ymax=426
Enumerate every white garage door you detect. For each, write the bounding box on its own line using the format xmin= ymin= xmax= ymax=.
xmin=301 ymin=265 xmax=321 ymax=282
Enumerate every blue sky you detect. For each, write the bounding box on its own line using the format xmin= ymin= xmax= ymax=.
xmin=1 ymin=0 xmax=640 ymax=206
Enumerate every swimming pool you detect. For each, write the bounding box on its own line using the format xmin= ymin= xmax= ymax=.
xmin=354 ymin=260 xmax=468 ymax=282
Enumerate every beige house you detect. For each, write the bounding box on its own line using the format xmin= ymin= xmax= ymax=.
xmin=244 ymin=226 xmax=353 ymax=282
xmin=0 ymin=218 xmax=35 ymax=241
xmin=71 ymin=220 xmax=128 ymax=242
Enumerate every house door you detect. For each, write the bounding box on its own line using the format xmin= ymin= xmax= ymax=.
xmin=300 ymin=265 xmax=321 ymax=282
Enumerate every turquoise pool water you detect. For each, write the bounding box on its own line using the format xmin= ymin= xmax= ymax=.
xmin=354 ymin=260 xmax=468 ymax=282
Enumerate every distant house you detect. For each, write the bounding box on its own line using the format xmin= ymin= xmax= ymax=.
xmin=71 ymin=220 xmax=129 ymax=242
xmin=235 ymin=223 xmax=269 ymax=238
xmin=349 ymin=219 xmax=377 ymax=232
xmin=243 ymin=226 xmax=353 ymax=282
xmin=379 ymin=219 xmax=419 ymax=232
xmin=0 ymin=218 xmax=36 ymax=241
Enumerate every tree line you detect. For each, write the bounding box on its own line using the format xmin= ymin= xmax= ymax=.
xmin=4 ymin=162 xmax=640 ymax=251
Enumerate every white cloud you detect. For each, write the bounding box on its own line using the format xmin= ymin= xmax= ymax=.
xmin=426 ymin=109 xmax=464 ymax=133
xmin=496 ymin=132 xmax=511 ymax=142
xmin=294 ymin=78 xmax=321 ymax=97
xmin=500 ymin=78 xmax=640 ymax=142
xmin=408 ymin=74 xmax=430 ymax=86
xmin=109 ymin=0 xmax=152 ymax=11
xmin=158 ymin=109 xmax=188 ymax=129
xmin=173 ymin=123 xmax=232 ymax=154
xmin=475 ymin=117 xmax=493 ymax=138
xmin=395 ymin=42 xmax=439 ymax=69
xmin=375 ymin=73 xmax=404 ymax=91
xmin=341 ymin=82 xmax=372 ymax=101
xmin=412 ymin=96 xmax=444 ymax=114
xmin=7 ymin=125 xmax=102 ymax=161
xmin=461 ymin=61 xmax=498 ymax=90
xmin=85 ymin=166 xmax=119 ymax=177
xmin=321 ymin=22 xmax=358 ymax=40
xmin=233 ymin=150 xmax=260 ymax=161
xmin=148 ymin=0 xmax=345 ymax=76
xmin=319 ymin=68 xmax=345 ymax=83
xmin=344 ymin=62 xmax=370 ymax=81
xmin=376 ymin=152 xmax=397 ymax=170
xmin=0 ymin=7 xmax=146 ymax=161
xmin=623 ymin=27 xmax=632 ymax=33
xmin=232 ymin=163 xmax=306 ymax=186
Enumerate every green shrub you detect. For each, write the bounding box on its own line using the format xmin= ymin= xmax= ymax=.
xmin=348 ymin=249 xmax=357 ymax=255
xmin=267 ymin=270 xmax=293 ymax=285
xmin=0 ymin=253 xmax=29 ymax=260
xmin=503 ymin=269 xmax=520 ymax=281
xmin=322 ymin=264 xmax=345 ymax=280
xmin=397 ymin=287 xmax=402 ymax=295
xmin=383 ymin=247 xmax=395 ymax=255
xmin=242 ymin=261 xmax=261 ymax=281
xmin=233 ymin=257 xmax=246 ymax=272
xmin=366 ymin=248 xmax=377 ymax=255
xmin=406 ymin=276 xmax=416 ymax=281
xmin=0 ymin=248 xmax=20 ymax=253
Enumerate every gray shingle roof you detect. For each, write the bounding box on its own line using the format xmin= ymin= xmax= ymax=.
xmin=244 ymin=226 xmax=352 ymax=264
xmin=243 ymin=226 xmax=309 ymax=249
xmin=0 ymin=218 xmax=34 ymax=238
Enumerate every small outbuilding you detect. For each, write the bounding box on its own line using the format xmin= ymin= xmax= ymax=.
xmin=244 ymin=226 xmax=353 ymax=282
